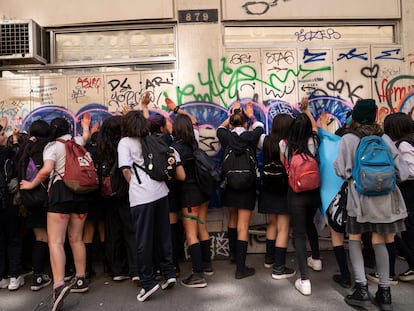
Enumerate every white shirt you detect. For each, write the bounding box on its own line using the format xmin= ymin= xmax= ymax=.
xmin=43 ymin=134 xmax=85 ymax=184
xmin=398 ymin=141 xmax=414 ymax=179
xmin=117 ymin=136 xmax=170 ymax=207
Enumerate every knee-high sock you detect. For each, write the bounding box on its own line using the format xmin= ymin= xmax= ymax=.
xmin=188 ymin=243 xmax=203 ymax=273
xmin=385 ymin=242 xmax=396 ymax=277
xmin=333 ymin=245 xmax=351 ymax=277
xmin=348 ymin=240 xmax=367 ymax=285
xmin=265 ymin=239 xmax=275 ymax=260
xmin=373 ymin=243 xmax=390 ymax=287
xmin=200 ymin=239 xmax=211 ymax=263
xmin=274 ymin=247 xmax=287 ymax=267
xmin=236 ymin=240 xmax=248 ymax=273
xmin=228 ymin=228 xmax=237 ymax=258
xmin=32 ymin=241 xmax=48 ymax=275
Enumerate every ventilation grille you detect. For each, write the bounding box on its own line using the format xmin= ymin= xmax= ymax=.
xmin=0 ymin=20 xmax=48 ymax=65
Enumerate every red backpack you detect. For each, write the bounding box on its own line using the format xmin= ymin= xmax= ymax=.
xmin=56 ymin=138 xmax=99 ymax=193
xmin=287 ymin=152 xmax=320 ymax=193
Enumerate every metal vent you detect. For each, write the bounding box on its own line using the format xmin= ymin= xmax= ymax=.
xmin=0 ymin=20 xmax=48 ymax=65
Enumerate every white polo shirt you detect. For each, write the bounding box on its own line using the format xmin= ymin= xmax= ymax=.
xmin=117 ymin=136 xmax=170 ymax=207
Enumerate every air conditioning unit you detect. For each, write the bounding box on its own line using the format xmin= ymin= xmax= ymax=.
xmin=0 ymin=19 xmax=49 ymax=65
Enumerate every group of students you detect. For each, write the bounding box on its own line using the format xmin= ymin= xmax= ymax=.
xmin=0 ymin=95 xmax=413 ymax=311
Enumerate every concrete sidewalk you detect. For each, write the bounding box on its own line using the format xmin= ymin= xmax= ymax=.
xmin=1 ymin=251 xmax=413 ymax=311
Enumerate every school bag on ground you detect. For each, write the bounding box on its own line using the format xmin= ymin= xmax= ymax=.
xmin=133 ymin=135 xmax=177 ymax=183
xmin=287 ymin=152 xmax=321 ymax=193
xmin=100 ymin=157 xmax=128 ymax=198
xmin=192 ymin=143 xmax=221 ymax=197
xmin=56 ymin=138 xmax=99 ymax=193
xmin=351 ymin=133 xmax=396 ymax=196
xmin=222 ymin=146 xmax=257 ymax=190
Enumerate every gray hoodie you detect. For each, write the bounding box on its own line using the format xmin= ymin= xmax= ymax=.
xmin=333 ymin=133 xmax=408 ymax=224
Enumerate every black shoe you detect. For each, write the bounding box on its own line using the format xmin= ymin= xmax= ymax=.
xmin=271 ymin=265 xmax=296 ymax=280
xmin=235 ymin=266 xmax=255 ymax=280
xmin=180 ymin=273 xmax=207 ymax=288
xmin=333 ymin=274 xmax=352 ymax=289
xmin=229 ymin=253 xmax=236 ymax=264
xmin=52 ymin=283 xmax=73 ymax=311
xmin=375 ymin=286 xmax=392 ymax=311
xmin=70 ymin=276 xmax=89 ymax=293
xmin=31 ymin=274 xmax=51 ymax=291
xmin=344 ymin=283 xmax=372 ymax=308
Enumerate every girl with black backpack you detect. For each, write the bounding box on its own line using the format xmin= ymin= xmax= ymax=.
xmin=257 ymin=113 xmax=295 ymax=280
xmin=217 ymin=101 xmax=264 ymax=279
xmin=16 ymin=120 xmax=51 ymax=291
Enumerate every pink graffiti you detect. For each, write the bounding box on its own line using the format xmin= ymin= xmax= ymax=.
xmin=76 ymin=77 xmax=101 ymax=90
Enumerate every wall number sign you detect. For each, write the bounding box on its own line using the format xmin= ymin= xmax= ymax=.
xmin=178 ymin=9 xmax=218 ymax=24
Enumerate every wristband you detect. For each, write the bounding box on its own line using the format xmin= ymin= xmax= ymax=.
xmin=249 ymin=115 xmax=257 ymax=123
xmin=173 ymin=106 xmax=180 ymax=114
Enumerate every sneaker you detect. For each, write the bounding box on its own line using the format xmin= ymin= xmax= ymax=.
xmin=63 ymin=273 xmax=74 ymax=282
xmin=271 ymin=265 xmax=296 ymax=280
xmin=31 ymin=274 xmax=51 ymax=291
xmin=161 ymin=277 xmax=177 ymax=290
xmin=0 ymin=278 xmax=10 ymax=289
xmin=264 ymin=256 xmax=274 ymax=269
xmin=180 ymin=273 xmax=208 ymax=288
xmin=307 ymin=257 xmax=322 ymax=271
xmin=52 ymin=283 xmax=73 ymax=311
xmin=295 ymin=278 xmax=311 ymax=296
xmin=8 ymin=276 xmax=25 ymax=291
xmin=113 ymin=275 xmax=130 ymax=281
xmin=333 ymin=274 xmax=352 ymax=289
xmin=235 ymin=266 xmax=256 ymax=280
xmin=70 ymin=276 xmax=89 ymax=293
xmin=203 ymin=262 xmax=214 ymax=276
xmin=367 ymin=272 xmax=398 ymax=285
xmin=137 ymin=283 xmax=160 ymax=302
xmin=399 ymin=268 xmax=414 ymax=282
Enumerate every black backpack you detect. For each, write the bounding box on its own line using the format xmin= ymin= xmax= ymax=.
xmin=100 ymin=157 xmax=129 ymax=198
xmin=193 ymin=144 xmax=222 ymax=197
xmin=222 ymin=146 xmax=257 ymax=190
xmin=261 ymin=161 xmax=288 ymax=193
xmin=133 ymin=135 xmax=177 ymax=183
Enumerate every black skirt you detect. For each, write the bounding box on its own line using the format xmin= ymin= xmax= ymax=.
xmin=258 ymin=188 xmax=289 ymax=215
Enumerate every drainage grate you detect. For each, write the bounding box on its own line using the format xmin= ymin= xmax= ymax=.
xmin=0 ymin=22 xmax=30 ymax=56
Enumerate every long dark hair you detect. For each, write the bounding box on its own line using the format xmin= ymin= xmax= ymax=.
xmin=172 ymin=114 xmax=195 ymax=146
xmin=263 ymin=114 xmax=294 ymax=162
xmin=287 ymin=113 xmax=319 ymax=158
xmin=16 ymin=119 xmax=50 ymax=181
xmin=383 ymin=112 xmax=414 ymax=141
xmin=97 ymin=116 xmax=122 ymax=164
xmin=121 ymin=110 xmax=149 ymax=138
xmin=49 ymin=117 xmax=71 ymax=141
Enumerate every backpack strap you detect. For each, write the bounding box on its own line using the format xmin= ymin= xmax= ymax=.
xmin=396 ymin=137 xmax=414 ymax=149
xmin=132 ymin=162 xmax=143 ymax=184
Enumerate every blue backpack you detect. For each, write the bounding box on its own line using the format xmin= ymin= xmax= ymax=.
xmin=352 ymin=134 xmax=396 ymax=196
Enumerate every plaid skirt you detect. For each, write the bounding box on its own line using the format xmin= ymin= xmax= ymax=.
xmin=346 ymin=216 xmax=406 ymax=235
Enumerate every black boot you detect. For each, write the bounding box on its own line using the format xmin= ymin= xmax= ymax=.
xmin=375 ymin=286 xmax=392 ymax=311
xmin=344 ymin=282 xmax=372 ymax=308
